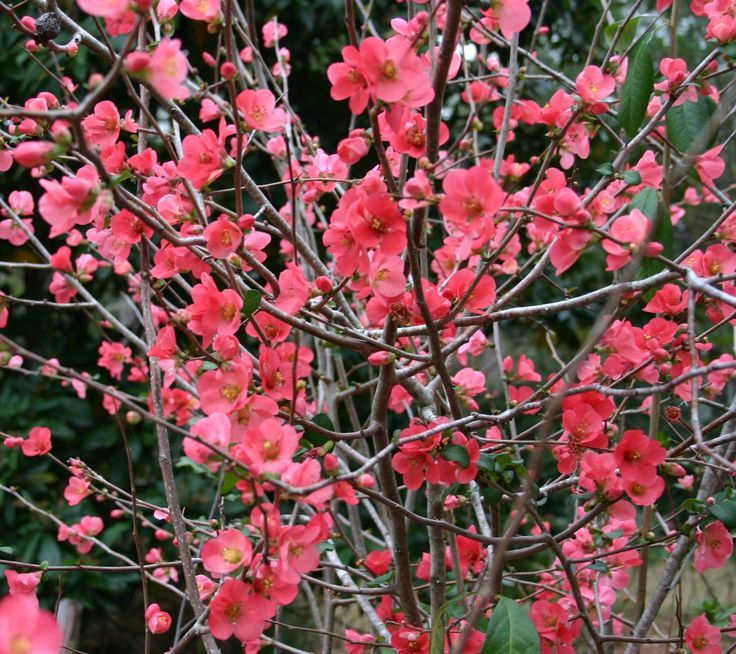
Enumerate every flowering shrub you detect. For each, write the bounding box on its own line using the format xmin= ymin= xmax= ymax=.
xmin=0 ymin=0 xmax=736 ymax=652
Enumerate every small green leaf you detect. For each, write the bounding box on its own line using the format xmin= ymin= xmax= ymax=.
xmin=430 ymin=593 xmax=474 ymax=654
xmin=640 ymin=208 xmax=673 ymax=278
xmin=665 ymin=96 xmax=717 ymax=154
xmin=242 ymin=290 xmax=262 ymax=317
xmin=587 ymin=561 xmax=610 ymax=573
xmin=302 ymin=413 xmax=335 ymax=447
xmin=109 ymin=169 xmax=135 ymax=186
xmin=482 ymin=596 xmax=541 ymax=654
xmin=477 ymin=453 xmax=496 ymax=474
xmin=441 ymin=444 xmax=470 ymax=469
xmin=220 ymin=471 xmax=240 ymax=495
xmin=629 ymin=187 xmax=659 ymax=218
xmin=596 ymin=163 xmax=615 ymax=176
xmin=708 ymin=499 xmax=736 ymax=529
xmin=604 ymin=17 xmax=640 ymax=53
xmin=622 ymin=170 xmax=642 ymax=186
xmin=367 ymin=571 xmax=394 ymax=588
xmin=618 ymin=35 xmax=654 ymax=137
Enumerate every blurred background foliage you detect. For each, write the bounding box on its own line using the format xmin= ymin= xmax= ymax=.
xmin=0 ymin=0 xmax=733 ymax=651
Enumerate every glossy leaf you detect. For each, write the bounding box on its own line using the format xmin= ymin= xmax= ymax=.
xmin=618 ymin=35 xmax=654 ymax=137
xmin=482 ymin=597 xmax=541 ymax=654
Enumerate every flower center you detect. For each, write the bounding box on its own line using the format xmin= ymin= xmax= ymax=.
xmin=225 ymin=601 xmax=243 ymax=623
xmin=221 ymin=546 xmax=243 ymax=565
xmin=380 ymin=60 xmax=397 ymax=80
xmin=221 ymin=302 xmax=237 ymax=321
xmin=221 ymin=384 xmax=241 ymax=401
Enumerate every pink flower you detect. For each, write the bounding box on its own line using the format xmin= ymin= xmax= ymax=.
xmin=345 ymin=629 xmax=374 ymax=654
xmin=147 ymin=325 xmax=180 ymax=387
xmin=12 ymin=141 xmax=56 ymax=168
xmin=204 ymin=217 xmax=243 ymax=258
xmin=98 ymin=341 xmax=132 ymax=380
xmin=328 ymin=46 xmax=371 ymax=115
xmin=440 ymin=164 xmax=504 ymax=231
xmin=232 ymin=418 xmax=299 ymax=477
xmin=179 ymin=0 xmax=219 ymax=21
xmin=76 ymin=0 xmax=129 ymax=18
xmin=275 ymin=265 xmax=310 ymax=315
xmin=236 ymin=89 xmax=288 ymax=132
xmin=202 ymin=529 xmax=253 ymax=575
xmin=177 ymin=130 xmax=229 ymax=189
xmin=262 ymin=20 xmax=287 ymax=48
xmin=276 ymin=523 xmax=322 ymax=584
xmin=391 ymin=625 xmax=429 ymax=654
xmin=347 ymin=191 xmax=406 ymax=256
xmin=614 ymin=430 xmax=666 ymax=483
xmin=369 ymin=254 xmax=406 ymax=298
xmin=685 ymin=614 xmax=721 ymax=654
xmin=623 ymin=476 xmax=664 ymax=506
xmin=82 ymin=101 xmax=121 ymax=149
xmin=208 ymin=578 xmax=274 ymax=643
xmin=187 ymin=274 xmax=243 ymax=348
xmin=196 ymin=574 xmax=217 ymax=600
xmin=38 ymin=165 xmax=107 ymax=238
xmin=490 ymin=0 xmax=532 ymax=40
xmin=197 ymin=357 xmax=252 ymax=415
xmin=530 ymin=599 xmax=581 ymax=651
xmin=145 ymin=603 xmax=172 ymax=634
xmin=185 ymin=412 xmax=232 ymax=471
xmin=694 ymin=520 xmax=734 ymax=573
xmin=364 ymin=549 xmax=392 ymax=576
xmin=4 ymin=571 xmax=42 ymax=596
xmin=602 ymin=209 xmax=661 ymax=271
xmin=696 ymin=145 xmax=726 ymax=188
xmin=359 ymin=36 xmax=432 ymax=107
xmin=21 ymin=427 xmax=52 ymax=457
xmin=0 ymin=594 xmax=63 ymax=654
xmin=644 ymin=284 xmax=688 ymax=315
xmin=149 ymin=39 xmax=190 ymax=101
xmin=64 ymin=477 xmax=91 ymax=506
xmin=576 ymin=65 xmax=616 ymax=106
xmin=442 ymin=268 xmax=497 ymax=315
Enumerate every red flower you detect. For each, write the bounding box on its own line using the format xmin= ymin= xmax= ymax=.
xmin=202 ymin=529 xmax=253 ymax=576
xmin=208 ymin=578 xmax=274 ymax=643
xmin=694 ymin=520 xmax=734 ymax=573
xmin=0 ymin=594 xmax=63 ymax=654
xmin=685 ymin=614 xmax=721 ymax=654
xmin=614 ymin=430 xmax=666 ymax=484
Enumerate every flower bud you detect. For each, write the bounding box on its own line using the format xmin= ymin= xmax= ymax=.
xmin=315 ymin=276 xmax=333 ymax=293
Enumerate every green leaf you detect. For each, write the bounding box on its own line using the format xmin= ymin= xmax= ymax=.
xmin=430 ymin=593 xmax=473 ymax=654
xmin=242 ymin=290 xmax=262 ymax=318
xmin=109 ymin=169 xmax=135 ymax=187
xmin=367 ymin=571 xmax=394 ymax=588
xmin=629 ymin=187 xmax=659 ymax=218
xmin=220 ymin=471 xmax=240 ymax=495
xmin=441 ymin=444 xmax=470 ymax=469
xmin=604 ymin=17 xmax=640 ymax=53
xmin=482 ymin=596 xmax=541 ymax=654
xmin=477 ymin=453 xmax=496 ymax=474
xmin=618 ymin=35 xmax=654 ymax=137
xmin=596 ymin=163 xmax=615 ymax=176
xmin=301 ymin=413 xmax=335 ymax=447
xmin=665 ymin=96 xmax=717 ymax=154
xmin=622 ymin=170 xmax=642 ymax=186
xmin=641 ymin=207 xmax=674 ymax=278
xmin=708 ymin=498 xmax=736 ymax=529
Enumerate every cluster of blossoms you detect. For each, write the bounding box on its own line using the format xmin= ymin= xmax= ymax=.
xmin=2 ymin=0 xmax=736 ymax=652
